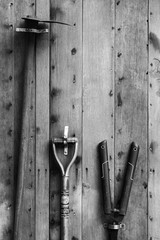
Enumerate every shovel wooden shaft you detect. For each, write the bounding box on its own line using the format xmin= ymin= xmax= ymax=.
xmin=52 ymin=138 xmax=78 ymax=240
xmin=108 ymin=229 xmax=118 ymax=240
xmin=61 ymin=176 xmax=69 ymax=240
xmin=61 ymin=217 xmax=69 ymax=240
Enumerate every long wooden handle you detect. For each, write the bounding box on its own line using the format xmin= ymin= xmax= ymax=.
xmin=14 ymin=33 xmax=36 ymax=240
xmin=119 ymin=142 xmax=139 ymax=216
xmin=61 ymin=176 xmax=70 ymax=240
xmin=99 ymin=140 xmax=112 ymax=215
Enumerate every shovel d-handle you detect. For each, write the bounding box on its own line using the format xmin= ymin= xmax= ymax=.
xmin=52 ymin=137 xmax=78 ymax=176
xmin=99 ymin=140 xmax=112 ymax=215
xmin=119 ymin=142 xmax=139 ymax=216
xmin=52 ymin=137 xmax=78 ymax=240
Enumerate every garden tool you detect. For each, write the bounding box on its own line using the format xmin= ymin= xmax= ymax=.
xmin=52 ymin=126 xmax=78 ymax=240
xmin=15 ymin=17 xmax=72 ymax=239
xmin=16 ymin=15 xmax=72 ymax=33
xmin=99 ymin=140 xmax=139 ymax=240
xmin=14 ymin=26 xmax=37 ymax=240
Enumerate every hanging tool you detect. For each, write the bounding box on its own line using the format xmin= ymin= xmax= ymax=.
xmin=16 ymin=15 xmax=72 ymax=33
xmin=98 ymin=140 xmax=139 ymax=240
xmin=14 ymin=24 xmax=37 ymax=240
xmin=52 ymin=126 xmax=78 ymax=240
xmin=15 ymin=16 xmax=71 ymax=239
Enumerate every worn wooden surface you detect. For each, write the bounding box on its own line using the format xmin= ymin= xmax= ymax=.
xmin=14 ymin=1 xmax=36 ymax=240
xmin=83 ymin=0 xmax=114 ymax=239
xmin=115 ymin=1 xmax=148 ymax=239
xmin=1 ymin=0 xmax=160 ymax=239
xmin=50 ymin=0 xmax=82 ymax=239
xmin=0 ymin=1 xmax=14 ymax=240
xmin=14 ymin=33 xmax=36 ymax=240
xmin=35 ymin=0 xmax=50 ymax=240
xmin=149 ymin=1 xmax=160 ymax=239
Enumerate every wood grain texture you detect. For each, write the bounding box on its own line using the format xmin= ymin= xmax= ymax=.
xmin=35 ymin=1 xmax=50 ymax=240
xmin=1 ymin=1 xmax=160 ymax=239
xmin=114 ymin=0 xmax=148 ymax=239
xmin=14 ymin=34 xmax=36 ymax=240
xmin=0 ymin=1 xmax=14 ymax=239
xmin=14 ymin=1 xmax=36 ymax=239
xmin=50 ymin=0 xmax=82 ymax=239
xmin=83 ymin=0 xmax=114 ymax=239
xmin=148 ymin=1 xmax=160 ymax=239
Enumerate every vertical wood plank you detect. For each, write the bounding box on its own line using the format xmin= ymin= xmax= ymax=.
xmin=50 ymin=0 xmax=82 ymax=239
xmin=14 ymin=35 xmax=36 ymax=240
xmin=148 ymin=1 xmax=160 ymax=239
xmin=0 ymin=1 xmax=14 ymax=239
xmin=14 ymin=1 xmax=36 ymax=239
xmin=114 ymin=0 xmax=148 ymax=239
xmin=83 ymin=0 xmax=114 ymax=239
xmin=35 ymin=1 xmax=50 ymax=240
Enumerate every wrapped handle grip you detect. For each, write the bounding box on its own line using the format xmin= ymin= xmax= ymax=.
xmin=99 ymin=140 xmax=112 ymax=215
xmin=61 ymin=176 xmax=69 ymax=240
xmin=119 ymin=142 xmax=139 ymax=216
xmin=108 ymin=230 xmax=118 ymax=240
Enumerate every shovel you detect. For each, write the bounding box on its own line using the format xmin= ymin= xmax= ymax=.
xmin=52 ymin=126 xmax=78 ymax=240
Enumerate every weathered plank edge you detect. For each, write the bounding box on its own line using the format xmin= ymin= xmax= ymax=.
xmin=148 ymin=0 xmax=160 ymax=238
xmin=82 ymin=0 xmax=115 ymax=239
xmin=49 ymin=1 xmax=83 ymax=239
xmin=114 ymin=0 xmax=148 ymax=239
xmin=35 ymin=0 xmax=50 ymax=239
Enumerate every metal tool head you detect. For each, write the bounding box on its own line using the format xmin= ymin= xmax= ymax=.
xmin=22 ymin=16 xmax=72 ymax=26
xmin=16 ymin=16 xmax=72 ymax=33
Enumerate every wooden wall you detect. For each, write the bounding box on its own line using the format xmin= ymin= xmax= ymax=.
xmin=0 ymin=0 xmax=160 ymax=239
